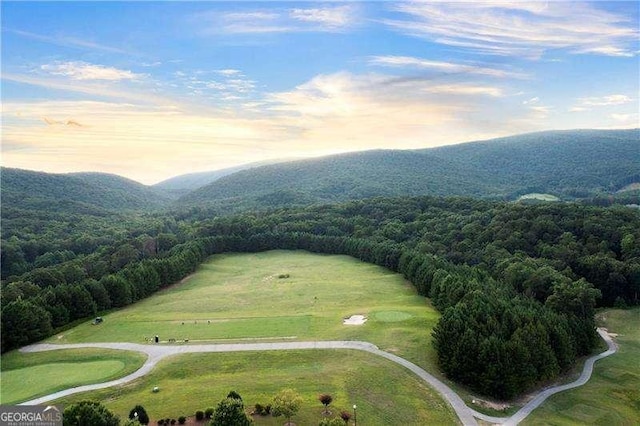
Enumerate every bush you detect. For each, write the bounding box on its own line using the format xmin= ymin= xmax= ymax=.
xmin=204 ymin=408 xmax=214 ymax=419
xmin=195 ymin=410 xmax=204 ymax=421
xmin=253 ymin=403 xmax=264 ymax=415
xmin=170 ymin=420 xmax=176 ymax=425
xmin=340 ymin=411 xmax=352 ymax=424
xmin=177 ymin=417 xmax=186 ymax=425
xmin=264 ymin=405 xmax=271 ymax=415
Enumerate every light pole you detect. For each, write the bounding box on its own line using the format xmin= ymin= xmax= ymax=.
xmin=353 ymin=404 xmax=357 ymax=426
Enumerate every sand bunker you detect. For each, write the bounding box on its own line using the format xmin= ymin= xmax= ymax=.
xmin=343 ymin=315 xmax=367 ymax=325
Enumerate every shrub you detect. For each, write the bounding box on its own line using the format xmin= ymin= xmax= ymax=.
xmin=340 ymin=411 xmax=352 ymax=424
xmin=264 ymin=405 xmax=271 ymax=415
xmin=195 ymin=410 xmax=204 ymax=421
xmin=253 ymin=403 xmax=264 ymax=415
xmin=177 ymin=417 xmax=186 ymax=425
xmin=204 ymin=407 xmax=214 ymax=419
xmin=170 ymin=420 xmax=176 ymax=425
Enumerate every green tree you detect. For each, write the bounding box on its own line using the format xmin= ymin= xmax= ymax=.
xmin=272 ymin=389 xmax=303 ymax=426
xmin=210 ymin=397 xmax=251 ymax=426
xmin=1 ymin=299 xmax=52 ymax=352
xmin=545 ymin=278 xmax=601 ymax=319
xmin=63 ymin=400 xmax=119 ymax=426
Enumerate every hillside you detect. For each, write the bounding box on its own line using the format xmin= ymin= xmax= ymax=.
xmin=1 ymin=168 xmax=169 ymax=216
xmin=153 ymin=159 xmax=298 ymax=198
xmin=177 ymin=150 xmax=508 ymax=210
xmin=427 ymin=129 xmax=640 ymax=196
xmin=176 ymin=129 xmax=640 ymax=209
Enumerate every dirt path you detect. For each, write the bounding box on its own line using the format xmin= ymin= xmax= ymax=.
xmin=18 ymin=328 xmax=617 ymax=425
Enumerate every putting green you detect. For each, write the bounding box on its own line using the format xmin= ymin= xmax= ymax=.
xmin=0 ymin=348 xmax=146 ymax=405
xmin=373 ymin=311 xmax=413 ymax=322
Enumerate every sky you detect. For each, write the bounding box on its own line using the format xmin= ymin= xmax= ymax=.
xmin=1 ymin=1 xmax=639 ymax=185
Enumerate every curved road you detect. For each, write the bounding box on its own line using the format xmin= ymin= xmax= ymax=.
xmin=18 ymin=328 xmax=616 ymax=425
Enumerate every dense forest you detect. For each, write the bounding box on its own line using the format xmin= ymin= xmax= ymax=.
xmin=2 ymin=129 xmax=639 ymax=399
xmin=2 ymin=194 xmax=639 ymax=399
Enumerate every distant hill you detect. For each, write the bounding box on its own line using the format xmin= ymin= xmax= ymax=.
xmin=177 ymin=129 xmax=639 ymax=209
xmin=427 ymin=129 xmax=640 ymax=197
xmin=153 ymin=159 xmax=298 ymax=198
xmin=1 ymin=168 xmax=169 ymax=216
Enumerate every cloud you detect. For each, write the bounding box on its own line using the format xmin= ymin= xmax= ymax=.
xmin=523 ymin=97 xmax=540 ymax=105
xmin=289 ymin=5 xmax=356 ymax=30
xmin=216 ymin=69 xmax=241 ymax=76
xmin=577 ymin=94 xmax=633 ymax=107
xmin=368 ymin=55 xmax=527 ymax=78
xmin=2 ymin=73 xmax=173 ymax=105
xmin=570 ymin=94 xmax=635 ymax=112
xmin=196 ymin=5 xmax=358 ymax=35
xmin=7 ymin=28 xmax=129 ymax=54
xmin=40 ymin=61 xmax=142 ymax=81
xmin=384 ymin=2 xmax=639 ymax=59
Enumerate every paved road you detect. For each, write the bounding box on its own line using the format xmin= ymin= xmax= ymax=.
xmin=18 ymin=328 xmax=616 ymax=425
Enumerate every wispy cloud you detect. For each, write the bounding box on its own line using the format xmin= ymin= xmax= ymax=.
xmin=2 ymin=73 xmax=171 ymax=105
xmin=6 ymin=28 xmax=129 ymax=54
xmin=196 ymin=5 xmax=358 ymax=35
xmin=40 ymin=61 xmax=143 ymax=81
xmin=570 ymin=94 xmax=634 ymax=112
xmin=368 ymin=55 xmax=527 ymax=78
xmin=289 ymin=5 xmax=356 ymax=30
xmin=384 ymin=2 xmax=638 ymax=59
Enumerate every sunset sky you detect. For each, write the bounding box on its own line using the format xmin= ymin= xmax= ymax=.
xmin=2 ymin=1 xmax=638 ymax=184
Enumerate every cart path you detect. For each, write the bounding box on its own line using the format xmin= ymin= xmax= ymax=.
xmin=18 ymin=328 xmax=616 ymax=425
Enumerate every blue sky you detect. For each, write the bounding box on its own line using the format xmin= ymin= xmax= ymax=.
xmin=2 ymin=1 xmax=638 ymax=184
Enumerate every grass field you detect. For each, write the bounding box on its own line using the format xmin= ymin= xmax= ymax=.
xmin=53 ymin=349 xmax=459 ymax=425
xmin=49 ymin=251 xmax=441 ymax=369
xmin=522 ymin=308 xmax=640 ymax=425
xmin=0 ymin=348 xmax=145 ymax=404
xmin=41 ymin=250 xmax=454 ymax=422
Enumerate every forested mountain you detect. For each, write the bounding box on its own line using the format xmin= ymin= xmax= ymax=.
xmin=177 ymin=129 xmax=639 ymax=209
xmin=1 ymin=168 xmax=169 ymax=215
xmin=427 ymin=129 xmax=640 ymax=197
xmin=153 ymin=159 xmax=297 ymax=198
xmin=177 ymin=150 xmax=505 ymax=208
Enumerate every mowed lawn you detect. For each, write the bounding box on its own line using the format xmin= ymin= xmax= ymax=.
xmin=523 ymin=308 xmax=640 ymax=425
xmin=0 ymin=348 xmax=145 ymax=404
xmin=54 ymin=349 xmax=459 ymax=425
xmin=51 ymin=250 xmax=441 ymax=368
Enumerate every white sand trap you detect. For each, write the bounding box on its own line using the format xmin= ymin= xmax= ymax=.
xmin=343 ymin=315 xmax=367 ymax=325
